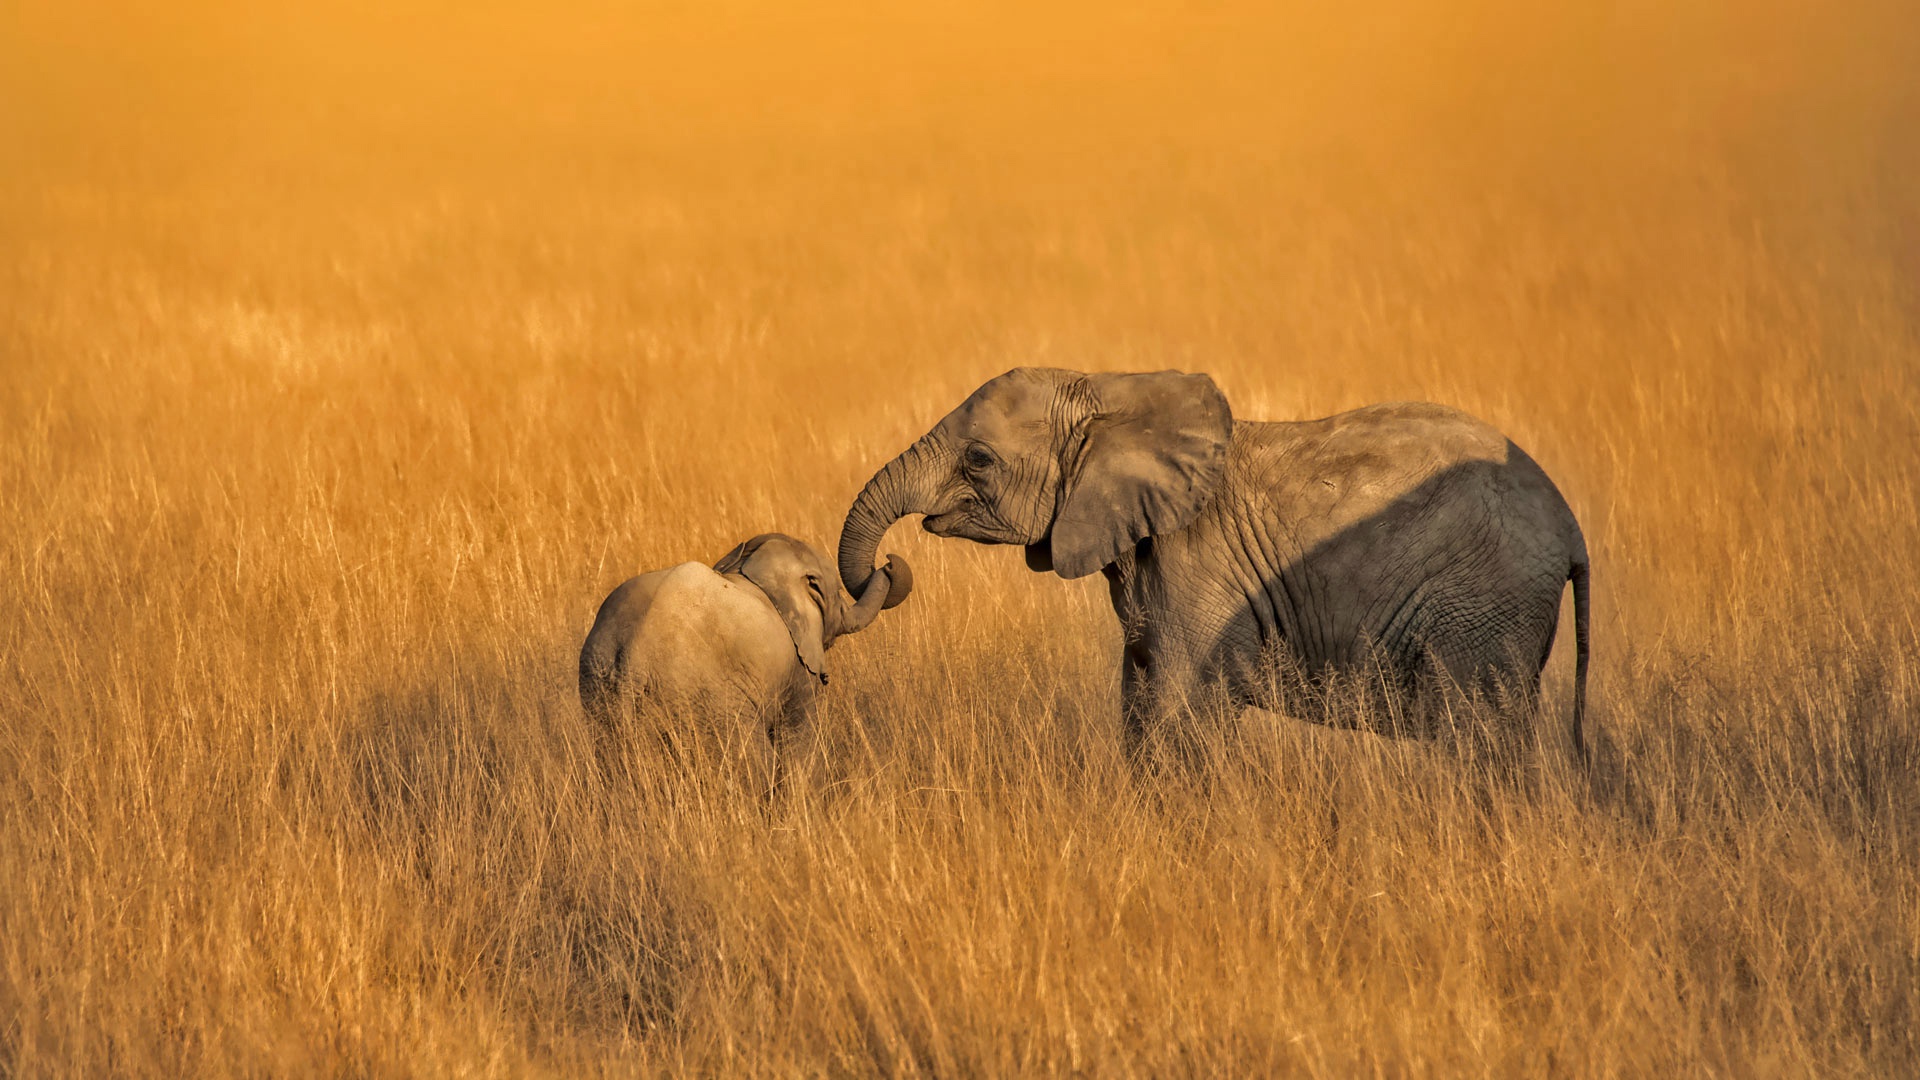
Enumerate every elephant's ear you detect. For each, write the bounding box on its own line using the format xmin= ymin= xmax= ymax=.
xmin=729 ymin=541 xmax=829 ymax=684
xmin=1049 ymin=370 xmax=1233 ymax=579
xmin=712 ymin=537 xmax=760 ymax=577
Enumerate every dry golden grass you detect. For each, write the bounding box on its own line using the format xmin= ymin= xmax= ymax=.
xmin=4 ymin=1 xmax=1920 ymax=1074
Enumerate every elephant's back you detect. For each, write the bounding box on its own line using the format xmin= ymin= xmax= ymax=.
xmin=1245 ymin=402 xmax=1573 ymax=525
xmin=633 ymin=564 xmax=792 ymax=701
xmin=581 ymin=562 xmax=792 ymax=712
xmin=1268 ymin=402 xmax=1508 ymax=476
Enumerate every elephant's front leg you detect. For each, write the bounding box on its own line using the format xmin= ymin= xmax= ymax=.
xmin=759 ymin=679 xmax=821 ymax=799
xmin=1118 ymin=639 xmax=1211 ymax=764
xmin=1106 ymin=554 xmax=1178 ymax=760
xmin=1105 ymin=553 xmax=1159 ymax=757
xmin=1118 ymin=642 xmax=1154 ymax=761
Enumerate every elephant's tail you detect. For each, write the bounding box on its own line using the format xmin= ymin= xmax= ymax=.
xmin=1570 ymin=555 xmax=1592 ymax=764
xmin=579 ymin=636 xmax=626 ymax=727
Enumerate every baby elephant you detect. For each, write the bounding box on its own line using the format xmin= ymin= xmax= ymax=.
xmin=579 ymin=533 xmax=911 ymax=785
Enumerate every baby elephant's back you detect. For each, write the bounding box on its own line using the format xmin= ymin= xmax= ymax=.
xmin=581 ymin=561 xmax=796 ymax=719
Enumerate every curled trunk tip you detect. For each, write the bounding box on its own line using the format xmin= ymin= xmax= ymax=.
xmin=878 ymin=553 xmax=912 ymax=609
xmin=840 ymin=553 xmax=914 ymax=636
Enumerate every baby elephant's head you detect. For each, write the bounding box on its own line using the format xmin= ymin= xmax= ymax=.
xmin=713 ymin=533 xmax=912 ymax=683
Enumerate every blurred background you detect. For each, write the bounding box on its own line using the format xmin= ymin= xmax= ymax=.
xmin=8 ymin=0 xmax=1919 ymax=664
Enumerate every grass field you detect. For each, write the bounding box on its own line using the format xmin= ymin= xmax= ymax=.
xmin=4 ymin=1 xmax=1920 ymax=1074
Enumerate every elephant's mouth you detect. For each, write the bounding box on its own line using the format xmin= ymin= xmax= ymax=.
xmin=921 ymin=513 xmax=962 ymax=538
xmin=1023 ymin=538 xmax=1054 ymax=572
xmin=923 ymin=512 xmax=1026 ymax=547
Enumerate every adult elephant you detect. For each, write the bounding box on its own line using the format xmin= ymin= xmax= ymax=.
xmin=838 ymin=368 xmax=1591 ymax=757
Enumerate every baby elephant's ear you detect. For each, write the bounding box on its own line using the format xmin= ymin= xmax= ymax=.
xmin=1050 ymin=370 xmax=1233 ymax=580
xmin=734 ymin=545 xmax=829 ymax=683
xmin=712 ymin=538 xmax=759 ymax=576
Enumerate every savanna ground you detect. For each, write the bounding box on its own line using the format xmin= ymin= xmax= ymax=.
xmin=4 ymin=1 xmax=1920 ymax=1074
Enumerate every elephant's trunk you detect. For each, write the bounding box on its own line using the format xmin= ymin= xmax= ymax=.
xmin=839 ymin=554 xmax=913 ymax=635
xmin=839 ymin=433 xmax=944 ymax=601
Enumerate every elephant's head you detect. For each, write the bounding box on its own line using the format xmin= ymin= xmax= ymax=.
xmin=715 ymin=533 xmax=912 ymax=684
xmin=839 ymin=368 xmax=1233 ymax=591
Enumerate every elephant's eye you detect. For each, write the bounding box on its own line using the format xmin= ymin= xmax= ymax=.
xmin=963 ymin=444 xmax=997 ymax=473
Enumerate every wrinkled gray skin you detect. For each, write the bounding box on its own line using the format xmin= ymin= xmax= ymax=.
xmin=581 ymin=533 xmax=912 ymax=787
xmin=839 ymin=368 xmax=1591 ymax=757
